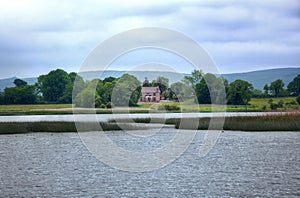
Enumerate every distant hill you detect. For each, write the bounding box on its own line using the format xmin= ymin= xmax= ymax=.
xmin=222 ymin=67 xmax=300 ymax=90
xmin=0 ymin=67 xmax=299 ymax=91
xmin=0 ymin=77 xmax=37 ymax=91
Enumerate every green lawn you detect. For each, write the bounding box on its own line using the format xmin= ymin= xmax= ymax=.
xmin=138 ymin=97 xmax=299 ymax=112
xmin=0 ymin=104 xmax=72 ymax=112
xmin=249 ymin=97 xmax=297 ymax=106
xmin=0 ymin=97 xmax=298 ymax=115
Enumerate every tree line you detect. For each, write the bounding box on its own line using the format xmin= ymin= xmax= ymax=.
xmin=0 ymin=68 xmax=299 ymax=107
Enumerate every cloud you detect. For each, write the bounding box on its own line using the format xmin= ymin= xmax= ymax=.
xmin=0 ymin=0 xmax=299 ymax=78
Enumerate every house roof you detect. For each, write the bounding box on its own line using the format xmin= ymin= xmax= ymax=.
xmin=141 ymin=86 xmax=161 ymax=93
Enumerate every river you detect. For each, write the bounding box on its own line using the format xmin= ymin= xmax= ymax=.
xmin=0 ymin=129 xmax=299 ymax=197
xmin=0 ymin=112 xmax=287 ymax=122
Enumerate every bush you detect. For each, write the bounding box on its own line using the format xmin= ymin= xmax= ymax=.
xmin=99 ymin=104 xmax=106 ymax=109
xmin=278 ymin=100 xmax=284 ymax=108
xmin=106 ymin=102 xmax=112 ymax=108
xmin=297 ymin=96 xmax=300 ymax=105
xmin=163 ymin=104 xmax=180 ymax=111
xmin=270 ymin=103 xmax=278 ymax=110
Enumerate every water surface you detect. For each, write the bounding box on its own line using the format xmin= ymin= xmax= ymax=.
xmin=0 ymin=130 xmax=299 ymax=197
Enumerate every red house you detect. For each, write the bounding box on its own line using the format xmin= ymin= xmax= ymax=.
xmin=140 ymin=86 xmax=161 ymax=102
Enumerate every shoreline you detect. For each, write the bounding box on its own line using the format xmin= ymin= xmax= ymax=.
xmin=0 ymin=112 xmax=299 ymax=134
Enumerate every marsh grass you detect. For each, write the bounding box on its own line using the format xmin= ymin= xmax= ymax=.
xmin=112 ymin=112 xmax=300 ymax=131
xmin=0 ymin=121 xmax=145 ymax=134
xmin=1 ymin=113 xmax=299 ymax=134
xmin=178 ymin=113 xmax=300 ymax=131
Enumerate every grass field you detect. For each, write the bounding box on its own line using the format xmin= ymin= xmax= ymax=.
xmin=0 ymin=97 xmax=298 ymax=115
xmin=138 ymin=97 xmax=299 ymax=112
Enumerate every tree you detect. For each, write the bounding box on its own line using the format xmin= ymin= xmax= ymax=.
xmin=152 ymin=76 xmax=169 ymax=94
xmin=183 ymin=70 xmax=203 ymax=87
xmin=195 ymin=73 xmax=227 ymax=104
xmin=269 ymin=79 xmax=285 ymax=97
xmin=263 ymin=84 xmax=269 ymax=96
xmin=103 ymin=76 xmax=117 ymax=84
xmin=74 ymin=79 xmax=101 ymax=108
xmin=102 ymin=81 xmax=117 ymax=106
xmin=0 ymin=92 xmax=4 ymax=104
xmin=112 ymin=74 xmax=141 ymax=106
xmin=191 ymin=70 xmax=203 ymax=85
xmin=287 ymin=74 xmax=300 ymax=96
xmin=4 ymin=85 xmax=37 ymax=104
xmin=195 ymin=78 xmax=210 ymax=104
xmin=227 ymin=79 xmax=254 ymax=105
xmin=37 ymin=69 xmax=71 ymax=103
xmin=252 ymin=89 xmax=264 ymax=98
xmin=13 ymin=79 xmax=27 ymax=87
xmin=170 ymin=82 xmax=193 ymax=101
xmin=59 ymin=73 xmax=85 ymax=103
xmin=142 ymin=77 xmax=150 ymax=87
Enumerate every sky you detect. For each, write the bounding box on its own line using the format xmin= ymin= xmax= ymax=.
xmin=0 ymin=0 xmax=299 ymax=78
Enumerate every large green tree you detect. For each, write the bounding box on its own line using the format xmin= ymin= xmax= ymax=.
xmin=152 ymin=76 xmax=169 ymax=93
xmin=183 ymin=69 xmax=203 ymax=87
xmin=74 ymin=79 xmax=101 ymax=108
xmin=170 ymin=82 xmax=193 ymax=101
xmin=287 ymin=74 xmax=300 ymax=96
xmin=111 ymin=74 xmax=141 ymax=106
xmin=269 ymin=79 xmax=285 ymax=97
xmin=227 ymin=79 xmax=253 ymax=105
xmin=4 ymin=85 xmax=37 ymax=104
xmin=37 ymin=69 xmax=71 ymax=103
xmin=195 ymin=73 xmax=227 ymax=104
xmin=59 ymin=73 xmax=85 ymax=103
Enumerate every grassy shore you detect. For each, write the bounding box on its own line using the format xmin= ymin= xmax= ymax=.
xmin=0 ymin=121 xmax=148 ymax=134
xmin=112 ymin=112 xmax=300 ymax=131
xmin=0 ymin=112 xmax=299 ymax=133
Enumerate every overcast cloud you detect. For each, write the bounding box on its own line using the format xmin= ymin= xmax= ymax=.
xmin=0 ymin=0 xmax=299 ymax=78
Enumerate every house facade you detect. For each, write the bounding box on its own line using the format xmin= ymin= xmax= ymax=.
xmin=140 ymin=86 xmax=161 ymax=102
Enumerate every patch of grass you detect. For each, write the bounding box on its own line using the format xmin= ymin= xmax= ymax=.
xmin=0 ymin=104 xmax=72 ymax=111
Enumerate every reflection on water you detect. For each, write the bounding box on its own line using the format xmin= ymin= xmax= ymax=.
xmin=0 ymin=130 xmax=299 ymax=197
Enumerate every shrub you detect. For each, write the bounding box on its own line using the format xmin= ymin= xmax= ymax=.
xmin=106 ymin=102 xmax=112 ymax=108
xmin=297 ymin=96 xmax=300 ymax=105
xmin=270 ymin=103 xmax=278 ymax=110
xmin=99 ymin=104 xmax=106 ymax=109
xmin=278 ymin=100 xmax=284 ymax=108
xmin=163 ymin=104 xmax=180 ymax=111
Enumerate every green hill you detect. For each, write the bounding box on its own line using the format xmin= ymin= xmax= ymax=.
xmin=222 ymin=67 xmax=300 ymax=90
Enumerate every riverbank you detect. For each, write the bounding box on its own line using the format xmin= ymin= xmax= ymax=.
xmin=0 ymin=112 xmax=299 ymax=133
xmin=112 ymin=112 xmax=300 ymax=131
